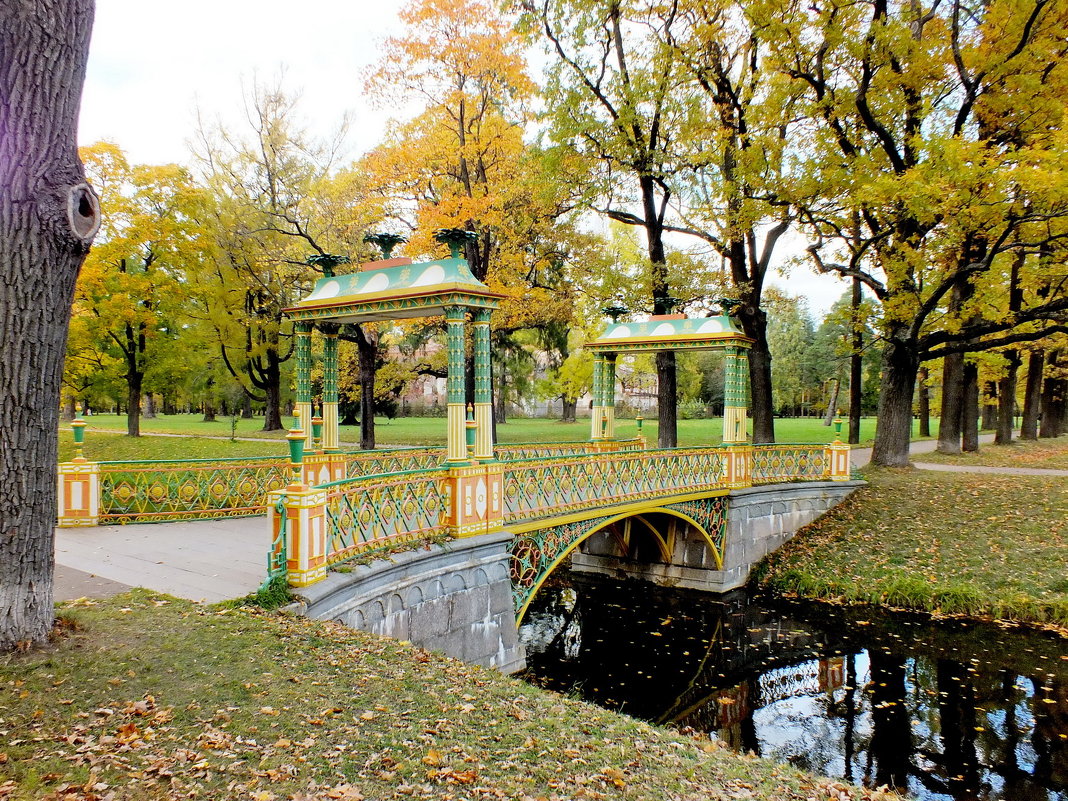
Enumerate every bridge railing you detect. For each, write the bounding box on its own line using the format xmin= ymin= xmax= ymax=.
xmin=57 ymin=438 xmax=645 ymax=527
xmin=320 ymin=468 xmax=451 ymax=565
xmin=751 ymin=444 xmax=831 ymax=484
xmin=95 ymin=455 xmax=292 ymax=525
xmin=501 ymin=446 xmax=730 ymax=525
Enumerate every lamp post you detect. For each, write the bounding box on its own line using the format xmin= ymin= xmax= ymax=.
xmin=363 ymin=232 xmax=408 ymax=260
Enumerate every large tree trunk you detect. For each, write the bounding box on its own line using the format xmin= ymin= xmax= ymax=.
xmin=259 ymin=345 xmax=283 ymax=431
xmin=1020 ymin=349 xmax=1044 ymax=440
xmin=561 ymin=397 xmax=577 ymax=424
xmin=917 ymin=366 xmax=931 ymax=438
xmin=143 ymin=391 xmax=156 ymax=419
xmin=961 ymin=361 xmax=979 ymax=452
xmin=355 ymin=325 xmax=377 ymax=450
xmin=738 ymin=303 xmax=775 ymax=443
xmin=980 ymin=382 xmax=997 ymax=431
xmin=0 ymin=0 xmax=97 ymax=651
xmin=995 ymin=351 xmax=1019 ymax=445
xmin=63 ymin=395 xmax=76 ymax=421
xmin=656 ymin=350 xmax=677 ymax=448
xmin=241 ymin=393 xmax=253 ymax=419
xmin=126 ymin=371 xmax=142 ymax=437
xmin=847 ymin=277 xmax=863 ymax=444
xmin=871 ymin=329 xmax=919 ymax=467
xmin=1040 ymin=349 xmax=1065 ymax=438
xmin=938 ymin=352 xmax=964 ymax=454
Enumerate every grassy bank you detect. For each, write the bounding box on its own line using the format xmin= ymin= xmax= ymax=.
xmin=57 ymin=430 xmax=289 ymax=463
xmin=915 ymin=434 xmax=1068 ymax=470
xmin=0 ymin=593 xmax=896 ymax=801
xmin=757 ymin=468 xmax=1068 ymax=628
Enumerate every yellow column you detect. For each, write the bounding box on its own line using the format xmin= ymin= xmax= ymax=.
xmin=590 ymin=354 xmax=605 ymax=440
xmin=294 ymin=322 xmax=314 ymax=449
xmin=603 ymin=354 xmax=617 ymax=439
xmin=321 ymin=328 xmax=340 ymax=451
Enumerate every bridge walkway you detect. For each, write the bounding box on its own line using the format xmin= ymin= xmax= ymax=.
xmin=54 ymin=434 xmax=1062 ymax=603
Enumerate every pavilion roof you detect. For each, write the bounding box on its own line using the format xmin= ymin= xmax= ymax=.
xmin=585 ymin=314 xmax=753 ymax=353
xmin=284 ymin=256 xmax=504 ymax=324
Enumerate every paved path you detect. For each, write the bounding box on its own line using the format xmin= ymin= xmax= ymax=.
xmin=54 ymin=516 xmax=268 ymax=604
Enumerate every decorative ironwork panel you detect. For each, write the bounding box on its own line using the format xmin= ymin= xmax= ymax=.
xmin=501 ymin=447 xmax=729 ymax=525
xmin=99 ymin=457 xmax=290 ymax=524
xmin=663 ymin=496 xmax=729 ymax=564
xmin=511 ymin=514 xmax=615 ymax=614
xmin=324 ymin=469 xmax=450 ymax=564
xmin=751 ymin=444 xmax=829 ymax=484
xmin=342 ymin=448 xmax=443 ymax=479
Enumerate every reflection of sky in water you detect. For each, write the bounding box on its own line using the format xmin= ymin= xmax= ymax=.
xmin=521 ymin=575 xmax=1068 ymax=801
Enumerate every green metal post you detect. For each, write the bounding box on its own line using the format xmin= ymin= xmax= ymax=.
xmin=445 ymin=306 xmax=468 ymax=462
xmin=472 ymin=308 xmax=494 ymax=460
xmin=322 ymin=329 xmax=339 ymax=451
xmin=294 ymin=323 xmax=313 ymax=449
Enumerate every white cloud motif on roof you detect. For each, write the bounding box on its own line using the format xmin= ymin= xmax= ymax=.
xmin=307 ymin=279 xmax=341 ymax=301
xmin=652 ymin=323 xmax=676 ymax=336
xmin=603 ymin=325 xmax=631 ymax=339
xmin=411 ymin=264 xmax=446 ymax=287
xmin=357 ymin=273 xmax=390 ymax=294
xmin=697 ymin=318 xmax=724 ymax=333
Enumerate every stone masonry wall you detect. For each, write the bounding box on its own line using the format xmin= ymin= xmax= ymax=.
xmin=292 ymin=531 xmax=525 ymax=674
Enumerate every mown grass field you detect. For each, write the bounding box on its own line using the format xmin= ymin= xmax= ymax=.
xmin=62 ymin=413 xmax=903 ymax=461
xmin=915 ymin=434 xmax=1068 ymax=470
xmin=0 ymin=592 xmax=898 ymax=801
xmin=757 ymin=466 xmax=1068 ymax=628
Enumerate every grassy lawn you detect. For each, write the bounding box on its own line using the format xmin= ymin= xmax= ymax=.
xmin=65 ymin=413 xmax=900 ymax=458
xmin=57 ymin=430 xmax=288 ymax=463
xmin=915 ymin=433 xmax=1068 ymax=470
xmin=0 ymin=592 xmax=897 ymax=801
xmin=757 ymin=468 xmax=1068 ymax=628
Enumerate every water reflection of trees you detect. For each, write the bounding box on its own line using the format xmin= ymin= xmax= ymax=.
xmin=520 ymin=576 xmax=1068 ymax=801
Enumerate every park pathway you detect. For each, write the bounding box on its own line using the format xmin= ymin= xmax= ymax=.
xmin=53 ymin=435 xmax=1066 ymax=604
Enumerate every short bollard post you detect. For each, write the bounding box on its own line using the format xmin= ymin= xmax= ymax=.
xmin=826 ymin=419 xmax=851 ymax=481
xmin=268 ymin=427 xmax=328 ymax=587
xmin=57 ymin=416 xmax=100 ymax=527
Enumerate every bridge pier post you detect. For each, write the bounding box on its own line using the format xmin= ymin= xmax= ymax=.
xmin=722 ymin=444 xmax=754 ymax=489
xmin=269 ymin=486 xmax=328 ymax=587
xmin=57 ymin=459 xmax=100 ymax=527
xmin=445 ymin=463 xmax=504 ymax=538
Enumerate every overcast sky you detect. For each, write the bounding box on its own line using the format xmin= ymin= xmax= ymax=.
xmin=78 ymin=0 xmax=848 ymax=315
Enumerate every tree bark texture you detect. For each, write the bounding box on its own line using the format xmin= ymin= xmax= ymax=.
xmin=656 ymin=350 xmax=677 ymax=448
xmin=355 ymin=325 xmax=377 ymax=450
xmin=917 ymin=366 xmax=931 ymax=438
xmin=995 ymin=352 xmax=1019 ymax=445
xmin=1040 ymin=349 xmax=1065 ymax=438
xmin=980 ymin=382 xmax=997 ymax=432
xmin=961 ymin=361 xmax=979 ymax=452
xmin=0 ymin=0 xmax=97 ymax=650
xmin=871 ymin=330 xmax=919 ymax=467
xmin=848 ymin=278 xmax=863 ymax=444
xmin=738 ymin=304 xmax=775 ymax=444
xmin=938 ymin=351 xmax=964 ymax=454
xmin=1020 ymin=349 xmax=1045 ymax=440
xmin=560 ymin=397 xmax=576 ymax=423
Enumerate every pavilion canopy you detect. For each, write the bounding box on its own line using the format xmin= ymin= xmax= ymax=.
xmin=284 ymin=256 xmax=503 ymax=325
xmin=585 ymin=314 xmax=753 ymax=354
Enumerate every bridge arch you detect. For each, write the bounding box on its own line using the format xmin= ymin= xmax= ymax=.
xmin=511 ymin=500 xmax=727 ymax=624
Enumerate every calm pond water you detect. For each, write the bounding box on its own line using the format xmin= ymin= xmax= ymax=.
xmin=519 ymin=574 xmax=1068 ymax=801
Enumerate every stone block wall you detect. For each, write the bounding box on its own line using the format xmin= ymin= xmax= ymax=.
xmin=292 ymin=530 xmax=525 ymax=674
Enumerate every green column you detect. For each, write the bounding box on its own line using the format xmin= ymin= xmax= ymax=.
xmin=472 ymin=308 xmax=494 ymax=460
xmin=294 ymin=323 xmax=313 ymax=447
xmin=590 ymin=354 xmax=605 ymax=440
xmin=445 ymin=306 xmax=468 ymax=462
xmin=723 ymin=346 xmax=749 ymax=443
xmin=322 ymin=329 xmax=339 ymax=451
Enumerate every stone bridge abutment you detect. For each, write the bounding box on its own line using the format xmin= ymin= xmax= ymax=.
xmin=290 ymin=480 xmax=863 ymax=674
